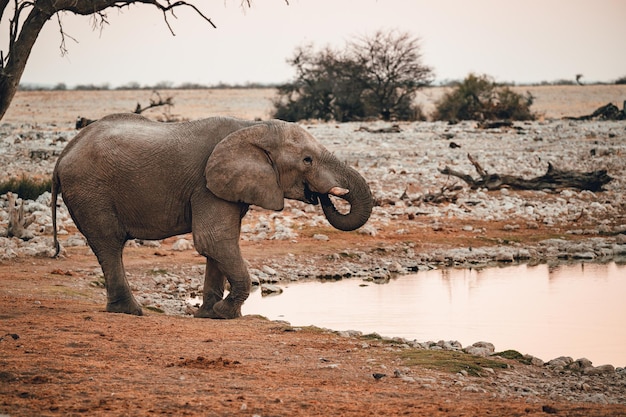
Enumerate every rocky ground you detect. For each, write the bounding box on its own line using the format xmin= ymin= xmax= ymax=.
xmin=1 ymin=88 xmax=626 ymax=415
xmin=3 ymin=117 xmax=626 ymax=278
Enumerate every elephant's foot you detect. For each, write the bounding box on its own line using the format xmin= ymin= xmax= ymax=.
xmin=106 ymin=297 xmax=143 ymax=316
xmin=211 ymin=299 xmax=242 ymax=319
xmin=193 ymin=294 xmax=224 ymax=319
xmin=194 ymin=304 xmax=222 ymax=319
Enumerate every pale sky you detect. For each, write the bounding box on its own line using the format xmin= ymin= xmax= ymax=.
xmin=4 ymin=0 xmax=626 ymax=87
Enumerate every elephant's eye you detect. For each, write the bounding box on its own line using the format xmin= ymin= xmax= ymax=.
xmin=303 ymin=156 xmax=313 ymax=166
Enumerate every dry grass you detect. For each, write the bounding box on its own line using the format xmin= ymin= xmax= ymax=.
xmin=4 ymin=85 xmax=626 ymax=126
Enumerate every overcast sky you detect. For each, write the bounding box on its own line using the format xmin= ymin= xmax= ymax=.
xmin=4 ymin=0 xmax=626 ymax=87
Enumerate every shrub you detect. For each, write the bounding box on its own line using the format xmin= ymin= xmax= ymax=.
xmin=0 ymin=175 xmax=52 ymax=201
xmin=433 ymin=73 xmax=535 ymax=121
xmin=615 ymin=75 xmax=626 ymax=85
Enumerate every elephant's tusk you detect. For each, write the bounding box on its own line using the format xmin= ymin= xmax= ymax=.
xmin=329 ymin=187 xmax=349 ymax=196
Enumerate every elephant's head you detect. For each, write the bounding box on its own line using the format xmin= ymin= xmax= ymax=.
xmin=204 ymin=121 xmax=373 ymax=231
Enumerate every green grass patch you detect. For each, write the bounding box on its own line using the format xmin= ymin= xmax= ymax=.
xmin=495 ymin=349 xmax=533 ymax=365
xmin=362 ymin=332 xmax=384 ymax=340
xmin=399 ymin=349 xmax=508 ymax=376
xmin=0 ymin=175 xmax=52 ymax=200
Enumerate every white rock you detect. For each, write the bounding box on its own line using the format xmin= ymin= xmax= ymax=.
xmin=65 ymin=234 xmax=86 ymax=247
xmin=262 ymin=265 xmax=277 ymax=276
xmin=171 ymin=238 xmax=194 ymax=251
xmin=464 ymin=341 xmax=495 ymax=357
xmin=260 ymin=284 xmax=283 ymax=295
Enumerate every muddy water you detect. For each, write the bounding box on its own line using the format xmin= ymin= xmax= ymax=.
xmin=242 ymin=262 xmax=626 ymax=367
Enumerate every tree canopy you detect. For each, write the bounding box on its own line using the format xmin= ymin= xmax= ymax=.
xmin=273 ymin=30 xmax=434 ymax=122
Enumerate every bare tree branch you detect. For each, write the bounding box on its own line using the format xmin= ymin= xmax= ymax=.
xmin=56 ymin=13 xmax=79 ymax=56
xmin=0 ymin=0 xmax=241 ymax=121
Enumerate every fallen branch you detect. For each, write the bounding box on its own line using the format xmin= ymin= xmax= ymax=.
xmin=414 ymin=185 xmax=463 ymax=205
xmin=440 ymin=154 xmax=612 ymax=192
xmin=564 ymin=102 xmax=626 ymax=121
xmin=134 ymin=90 xmax=174 ymax=114
xmin=76 ymin=90 xmax=174 ymax=129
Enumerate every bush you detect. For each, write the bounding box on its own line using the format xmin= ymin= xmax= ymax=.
xmin=273 ymin=30 xmax=433 ymax=122
xmin=0 ymin=175 xmax=52 ymax=201
xmin=433 ymin=74 xmax=535 ymax=122
xmin=615 ymin=75 xmax=626 ymax=85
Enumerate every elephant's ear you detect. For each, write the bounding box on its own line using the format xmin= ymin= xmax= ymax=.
xmin=205 ymin=124 xmax=284 ymax=211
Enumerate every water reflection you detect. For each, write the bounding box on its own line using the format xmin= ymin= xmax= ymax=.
xmin=242 ymin=262 xmax=626 ymax=366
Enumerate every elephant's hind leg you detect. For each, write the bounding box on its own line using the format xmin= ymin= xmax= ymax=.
xmin=91 ymin=240 xmax=143 ymax=316
xmin=194 ymin=258 xmax=225 ymax=319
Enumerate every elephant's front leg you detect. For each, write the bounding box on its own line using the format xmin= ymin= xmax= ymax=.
xmin=210 ymin=242 xmax=251 ymax=319
xmin=192 ymin=198 xmax=251 ymax=319
xmin=194 ymin=258 xmax=225 ymax=319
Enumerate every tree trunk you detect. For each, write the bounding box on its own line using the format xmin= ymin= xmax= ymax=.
xmin=1 ymin=0 xmax=216 ymax=121
xmin=0 ymin=5 xmax=50 ymax=121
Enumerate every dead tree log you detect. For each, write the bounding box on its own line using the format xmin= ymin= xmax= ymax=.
xmin=440 ymin=154 xmax=613 ymax=192
xmin=6 ymin=192 xmax=35 ymax=240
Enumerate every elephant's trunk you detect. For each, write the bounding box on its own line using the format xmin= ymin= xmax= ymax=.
xmin=319 ymin=165 xmax=373 ymax=232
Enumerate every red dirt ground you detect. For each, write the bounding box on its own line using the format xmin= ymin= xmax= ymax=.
xmin=2 ymin=220 xmax=625 ymax=416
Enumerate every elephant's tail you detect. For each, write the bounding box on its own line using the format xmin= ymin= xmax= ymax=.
xmin=51 ymin=169 xmax=61 ymax=258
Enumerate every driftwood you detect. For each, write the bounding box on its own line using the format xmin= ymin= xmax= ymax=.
xmin=440 ymin=154 xmax=613 ymax=192
xmin=6 ymin=192 xmax=34 ymax=240
xmin=564 ymin=102 xmax=626 ymax=121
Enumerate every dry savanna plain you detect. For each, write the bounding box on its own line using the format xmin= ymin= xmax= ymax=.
xmin=1 ymin=85 xmax=626 ymax=416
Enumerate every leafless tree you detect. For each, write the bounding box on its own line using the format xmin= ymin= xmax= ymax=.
xmin=348 ymin=30 xmax=434 ymax=120
xmin=0 ymin=0 xmax=270 ymax=121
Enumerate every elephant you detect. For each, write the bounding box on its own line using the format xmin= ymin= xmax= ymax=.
xmin=51 ymin=113 xmax=373 ymax=319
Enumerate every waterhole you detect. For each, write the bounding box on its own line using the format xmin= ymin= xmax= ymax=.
xmin=241 ymin=262 xmax=626 ymax=366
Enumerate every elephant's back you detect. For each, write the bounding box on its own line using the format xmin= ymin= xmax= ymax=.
xmin=54 ymin=113 xmax=259 ymax=182
xmin=67 ymin=113 xmax=257 ymax=152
